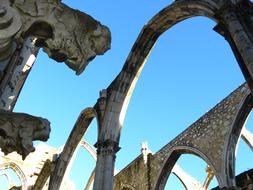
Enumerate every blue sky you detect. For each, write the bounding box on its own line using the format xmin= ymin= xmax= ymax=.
xmin=10 ymin=0 xmax=253 ymax=189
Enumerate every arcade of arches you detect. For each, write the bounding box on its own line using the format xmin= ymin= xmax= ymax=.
xmin=0 ymin=0 xmax=253 ymax=189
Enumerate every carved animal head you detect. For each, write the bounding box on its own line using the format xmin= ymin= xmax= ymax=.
xmin=0 ymin=111 xmax=51 ymax=159
xmin=43 ymin=7 xmax=111 ymax=75
xmin=18 ymin=116 xmax=50 ymax=159
xmin=15 ymin=0 xmax=111 ymax=75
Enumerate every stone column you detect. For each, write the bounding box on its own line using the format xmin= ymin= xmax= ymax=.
xmin=93 ymin=140 xmax=119 ymax=190
xmin=0 ymin=37 xmax=38 ymax=110
xmin=92 ymin=89 xmax=122 ymax=190
xmin=0 ymin=3 xmax=38 ymax=111
xmin=215 ymin=0 xmax=253 ymax=92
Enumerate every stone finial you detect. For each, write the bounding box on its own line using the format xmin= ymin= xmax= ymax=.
xmin=141 ymin=142 xmax=151 ymax=164
xmin=99 ymin=89 xmax=107 ymax=98
xmin=0 ymin=110 xmax=51 ymax=160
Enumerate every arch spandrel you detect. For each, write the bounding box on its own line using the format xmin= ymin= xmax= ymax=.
xmin=152 ymin=83 xmax=251 ymax=189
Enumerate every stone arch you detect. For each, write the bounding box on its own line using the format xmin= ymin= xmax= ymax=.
xmin=0 ymin=162 xmax=27 ymax=189
xmin=241 ymin=128 xmax=253 ymax=152
xmin=155 ymin=146 xmax=219 ymax=190
xmin=96 ymin=1 xmax=253 ymax=188
xmin=104 ymin=0 xmax=244 ymax=142
xmin=170 ymin=172 xmax=188 ymax=190
xmin=80 ymin=140 xmax=97 ymax=190
xmin=80 ymin=140 xmax=97 ymax=161
xmin=48 ymin=107 xmax=99 ymax=190
xmin=152 ymin=84 xmax=252 ymax=189
xmin=171 ymin=164 xmax=204 ymax=190
xmin=222 ymin=91 xmax=253 ymax=186
xmin=0 ymin=171 xmax=11 ymax=185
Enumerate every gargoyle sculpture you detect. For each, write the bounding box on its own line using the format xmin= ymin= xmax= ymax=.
xmin=0 ymin=110 xmax=50 ymax=159
xmin=1 ymin=0 xmax=111 ymax=74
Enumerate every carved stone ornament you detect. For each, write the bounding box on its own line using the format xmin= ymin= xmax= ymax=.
xmin=1 ymin=0 xmax=111 ymax=74
xmin=0 ymin=3 xmax=22 ymax=61
xmin=0 ymin=110 xmax=51 ymax=159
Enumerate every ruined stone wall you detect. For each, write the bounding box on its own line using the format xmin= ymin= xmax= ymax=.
xmin=114 ymin=155 xmax=150 ymax=190
xmin=113 ymin=84 xmax=252 ymax=190
xmin=149 ymin=84 xmax=251 ymax=189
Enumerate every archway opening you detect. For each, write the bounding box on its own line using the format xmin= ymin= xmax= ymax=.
xmin=164 ymin=154 xmax=219 ymax=190
xmin=0 ymin=168 xmax=22 ymax=189
xmin=117 ymin=15 xmax=244 ymax=172
xmin=68 ymin=119 xmax=98 ymax=190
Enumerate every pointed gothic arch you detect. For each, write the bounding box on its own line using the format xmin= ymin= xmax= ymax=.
xmin=0 ymin=162 xmax=27 ymax=189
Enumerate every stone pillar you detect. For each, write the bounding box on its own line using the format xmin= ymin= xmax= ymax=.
xmin=0 ymin=37 xmax=38 ymax=110
xmin=0 ymin=3 xmax=38 ymax=111
xmin=92 ymin=89 xmax=122 ymax=190
xmin=93 ymin=140 xmax=120 ymax=190
xmin=215 ymin=0 xmax=253 ymax=92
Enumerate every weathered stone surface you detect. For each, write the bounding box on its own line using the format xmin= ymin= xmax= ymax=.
xmin=113 ymin=84 xmax=252 ymax=190
xmin=241 ymin=128 xmax=253 ymax=152
xmin=1 ymin=0 xmax=253 ymax=189
xmin=0 ymin=110 xmax=50 ymax=159
xmin=0 ymin=37 xmax=38 ymax=110
xmin=0 ymin=143 xmax=77 ymax=190
xmin=0 ymin=3 xmax=21 ymax=61
xmin=0 ymin=0 xmax=111 ymax=165
xmin=48 ymin=108 xmax=96 ymax=190
xmin=151 ymin=84 xmax=251 ymax=189
xmin=114 ymin=155 xmax=150 ymax=190
xmin=1 ymin=0 xmax=111 ymax=75
xmin=92 ymin=0 xmax=253 ymax=187
xmin=211 ymin=169 xmax=253 ymax=190
xmin=14 ymin=0 xmax=111 ymax=74
xmin=9 ymin=186 xmax=22 ymax=190
xmin=114 ymin=154 xmax=206 ymax=190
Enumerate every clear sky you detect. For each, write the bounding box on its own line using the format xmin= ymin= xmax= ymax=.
xmin=10 ymin=0 xmax=253 ymax=189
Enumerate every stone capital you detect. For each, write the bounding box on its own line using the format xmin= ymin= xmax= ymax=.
xmin=94 ymin=139 xmax=121 ymax=156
